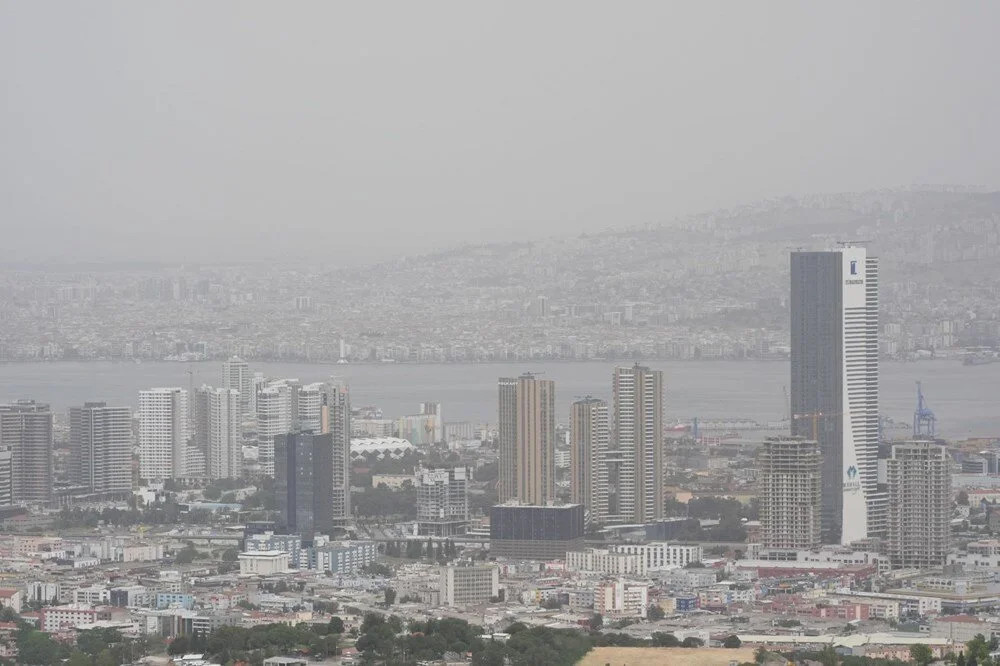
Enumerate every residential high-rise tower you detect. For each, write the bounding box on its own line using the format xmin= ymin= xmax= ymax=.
xmin=0 ymin=400 xmax=53 ymax=504
xmin=612 ymin=365 xmax=664 ymax=524
xmin=570 ymin=397 xmax=610 ymax=524
xmin=886 ymin=440 xmax=951 ymax=569
xmin=222 ymin=356 xmax=252 ymax=415
xmin=497 ymin=377 xmax=518 ymax=502
xmin=193 ymin=387 xmax=242 ymax=480
xmin=138 ymin=388 xmax=188 ymax=480
xmin=757 ymin=437 xmax=822 ymax=551
xmin=70 ymin=402 xmax=132 ymax=495
xmin=515 ymin=375 xmax=556 ymax=505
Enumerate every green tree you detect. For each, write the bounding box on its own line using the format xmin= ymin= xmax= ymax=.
xmin=328 ymin=616 xmax=345 ymax=634
xmin=968 ymin=634 xmax=991 ymax=664
xmin=651 ymin=632 xmax=679 ymax=647
xmin=17 ymin=631 xmax=62 ymax=665
xmin=723 ymin=634 xmax=742 ymax=648
xmin=589 ymin=613 xmax=603 ymax=630
xmin=384 ymin=587 xmax=396 ymax=606
xmin=647 ymin=604 xmax=665 ymax=621
xmin=168 ymin=635 xmax=190 ymax=655
xmin=174 ymin=545 xmax=198 ymax=564
xmin=817 ymin=644 xmax=838 ymax=666
xmin=95 ymin=649 xmax=119 ymax=666
xmin=681 ymin=636 xmax=704 ymax=648
xmin=909 ymin=643 xmax=933 ymax=666
xmin=754 ymin=646 xmax=769 ymax=664
xmin=66 ymin=651 xmax=91 ymax=666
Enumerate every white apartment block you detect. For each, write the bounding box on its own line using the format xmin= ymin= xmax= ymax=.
xmin=138 ymin=388 xmax=188 ymax=480
xmin=611 ymin=543 xmax=702 ymax=570
xmin=27 ymin=581 xmax=59 ymax=604
xmin=42 ymin=604 xmax=99 ymax=632
xmin=239 ymin=550 xmax=290 ymax=575
xmin=74 ymin=585 xmax=110 ymax=605
xmin=416 ymin=466 xmax=469 ymax=537
xmin=439 ymin=565 xmax=500 ymax=607
xmin=566 ymin=548 xmax=646 ymax=576
xmin=594 ymin=579 xmax=649 ymax=618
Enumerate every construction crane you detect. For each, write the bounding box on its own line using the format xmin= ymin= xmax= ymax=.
xmin=791 ymin=411 xmax=843 ymax=441
xmin=913 ymin=381 xmax=936 ymax=438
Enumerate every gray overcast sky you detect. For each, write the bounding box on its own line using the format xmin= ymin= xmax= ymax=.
xmin=2 ymin=2 xmax=999 ymax=265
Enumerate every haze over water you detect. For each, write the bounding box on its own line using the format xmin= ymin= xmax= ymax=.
xmin=2 ymin=360 xmax=997 ymax=438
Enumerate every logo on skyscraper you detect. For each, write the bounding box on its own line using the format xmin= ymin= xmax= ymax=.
xmin=849 ymin=260 xmax=858 ymax=275
xmin=846 ymin=465 xmax=857 ymax=480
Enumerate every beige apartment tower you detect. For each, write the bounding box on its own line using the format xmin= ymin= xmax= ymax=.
xmin=570 ymin=397 xmax=609 ymax=524
xmin=497 ymin=374 xmax=556 ymax=505
xmin=886 ymin=440 xmax=951 ymax=569
xmin=612 ymin=365 xmax=664 ymax=523
xmin=516 ymin=375 xmax=556 ymax=505
xmin=757 ymin=437 xmax=822 ymax=550
xmin=497 ymin=377 xmax=518 ymax=502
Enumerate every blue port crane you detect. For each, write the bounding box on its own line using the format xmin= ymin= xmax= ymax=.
xmin=913 ymin=381 xmax=936 ymax=438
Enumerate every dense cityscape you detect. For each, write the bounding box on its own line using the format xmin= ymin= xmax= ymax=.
xmin=0 ymin=243 xmax=995 ymax=666
xmin=3 ymin=189 xmax=1000 ymax=367
xmin=6 ymin=1 xmax=1000 ymax=664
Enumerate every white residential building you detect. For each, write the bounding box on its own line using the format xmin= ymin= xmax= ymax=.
xmin=594 ymin=579 xmax=649 ymax=618
xmin=439 ymin=565 xmax=500 ymax=607
xmin=239 ymin=550 xmax=290 ymax=576
xmin=256 ymin=380 xmax=297 ymax=477
xmin=566 ymin=548 xmax=646 ymax=576
xmin=194 ymin=386 xmax=242 ymax=479
xmin=138 ymin=388 xmax=188 ymax=480
xmin=222 ymin=356 xmax=252 ymax=415
xmin=416 ymin=467 xmax=469 ymax=537
xmin=610 ymin=543 xmax=702 ymax=570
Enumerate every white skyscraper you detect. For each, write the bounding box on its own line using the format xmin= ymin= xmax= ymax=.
xmin=222 ymin=356 xmax=252 ymax=415
xmin=297 ymin=382 xmax=326 ymax=433
xmin=791 ymin=246 xmax=883 ymax=544
xmin=138 ymin=388 xmax=188 ymax=481
xmin=255 ymin=380 xmax=298 ymax=478
xmin=194 ymin=387 xmax=242 ymax=480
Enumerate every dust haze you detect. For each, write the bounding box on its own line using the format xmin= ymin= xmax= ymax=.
xmin=3 ymin=2 xmax=1000 ymax=265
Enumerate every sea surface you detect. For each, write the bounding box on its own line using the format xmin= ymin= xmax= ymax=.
xmin=1 ymin=360 xmax=998 ymax=438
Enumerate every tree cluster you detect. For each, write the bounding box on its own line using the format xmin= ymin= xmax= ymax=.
xmin=168 ymin=619 xmax=344 ymax=664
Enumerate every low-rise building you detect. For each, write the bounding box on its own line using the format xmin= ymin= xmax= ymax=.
xmin=439 ymin=565 xmax=499 ymax=607
xmin=239 ymin=550 xmax=290 ymax=576
xmin=594 ymin=579 xmax=648 ymax=618
xmin=566 ymin=548 xmax=646 ymax=576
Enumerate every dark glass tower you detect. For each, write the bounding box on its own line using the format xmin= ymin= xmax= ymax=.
xmin=275 ymin=431 xmax=334 ymax=541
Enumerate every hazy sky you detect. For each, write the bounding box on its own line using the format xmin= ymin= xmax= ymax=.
xmin=3 ymin=2 xmax=999 ymax=265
